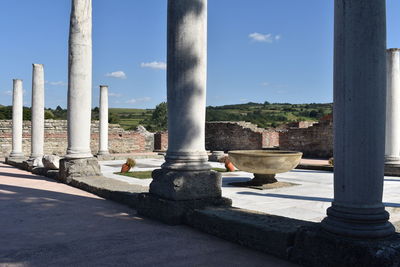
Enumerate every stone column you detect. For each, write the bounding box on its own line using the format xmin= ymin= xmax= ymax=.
xmin=29 ymin=64 xmax=45 ymax=166
xmin=149 ymin=0 xmax=222 ymax=200
xmin=321 ymin=0 xmax=395 ymax=238
xmin=66 ymin=0 xmax=93 ymax=159
xmin=385 ymin=48 xmax=400 ymax=163
xmin=9 ymin=79 xmax=24 ymax=159
xmin=98 ymin=85 xmax=109 ymax=155
xmin=60 ymin=0 xmax=101 ymax=182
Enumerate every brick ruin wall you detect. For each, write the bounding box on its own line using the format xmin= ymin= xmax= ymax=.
xmin=152 ymin=120 xmax=333 ymax=158
xmin=0 ymin=119 xmax=333 ymax=159
xmin=279 ymin=120 xmax=333 ymax=158
xmin=206 ymin=121 xmax=280 ymax=151
xmin=0 ymin=120 xmax=154 ymax=157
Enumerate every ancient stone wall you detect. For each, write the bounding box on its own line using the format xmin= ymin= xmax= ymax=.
xmin=279 ymin=120 xmax=333 ymax=158
xmin=0 ymin=120 xmax=154 ymax=157
xmin=205 ymin=121 xmax=280 ymax=152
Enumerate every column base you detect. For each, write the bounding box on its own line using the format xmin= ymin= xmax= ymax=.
xmin=97 ymin=150 xmax=109 ymax=156
xmin=65 ymin=149 xmax=93 ymax=159
xmin=27 ymin=156 xmax=44 ymax=168
xmin=385 ymin=155 xmax=400 ymax=165
xmin=59 ymin=157 xmax=102 ymax=184
xmin=163 ymin=151 xmax=211 ymax=171
xmin=321 ymin=203 xmax=395 ymax=238
xmin=22 ymin=158 xmax=43 ymax=172
xmin=8 ymin=152 xmax=25 ymax=160
xmin=150 ymin=168 xmax=222 ymax=201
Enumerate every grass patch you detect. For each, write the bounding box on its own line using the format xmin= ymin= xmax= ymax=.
xmin=114 ymin=171 xmax=152 ymax=179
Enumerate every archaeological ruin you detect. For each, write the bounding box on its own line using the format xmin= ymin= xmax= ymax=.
xmin=2 ymin=0 xmax=400 ymax=266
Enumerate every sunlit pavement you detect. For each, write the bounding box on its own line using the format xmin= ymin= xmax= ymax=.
xmin=100 ymin=158 xmax=400 ymax=224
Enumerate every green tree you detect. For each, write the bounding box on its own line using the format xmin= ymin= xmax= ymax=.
xmin=143 ymin=102 xmax=167 ymax=131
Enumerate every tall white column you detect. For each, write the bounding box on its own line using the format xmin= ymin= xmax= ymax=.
xmin=9 ymin=79 xmax=24 ymax=159
xmin=66 ymin=0 xmax=93 ymax=158
xmin=29 ymin=64 xmax=45 ymax=162
xmin=149 ymin=0 xmax=221 ymax=201
xmin=162 ymin=0 xmax=210 ymax=171
xmin=322 ymin=0 xmax=394 ymax=238
xmin=98 ymin=85 xmax=109 ymax=155
xmin=385 ymin=48 xmax=400 ymax=163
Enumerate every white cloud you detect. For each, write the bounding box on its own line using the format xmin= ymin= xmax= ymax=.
xmin=249 ymin=32 xmax=281 ymax=43
xmin=125 ymin=97 xmax=151 ymax=104
xmin=106 ymin=71 xmax=127 ymax=79
xmin=261 ymin=82 xmax=270 ymax=87
xmin=3 ymin=90 xmax=12 ymax=96
xmin=140 ymin=61 xmax=167 ymax=70
xmin=109 ymin=92 xmax=122 ymax=97
xmin=46 ymin=81 xmax=67 ymax=86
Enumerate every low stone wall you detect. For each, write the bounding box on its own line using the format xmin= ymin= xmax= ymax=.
xmin=279 ymin=120 xmax=333 ymax=158
xmin=0 ymin=120 xmax=154 ymax=157
xmin=205 ymin=121 xmax=280 ymax=151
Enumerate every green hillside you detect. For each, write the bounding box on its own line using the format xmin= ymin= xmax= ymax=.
xmin=0 ymin=102 xmax=333 ymax=131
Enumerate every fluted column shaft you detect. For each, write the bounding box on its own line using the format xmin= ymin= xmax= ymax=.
xmin=322 ymin=0 xmax=394 ymax=238
xmin=30 ymin=64 xmax=45 ymax=160
xmin=98 ymin=85 xmax=109 ymax=155
xmin=385 ymin=49 xmax=400 ymax=163
xmin=10 ymin=79 xmax=24 ymax=158
xmin=163 ymin=0 xmax=210 ymax=171
xmin=66 ymin=0 xmax=93 ymax=158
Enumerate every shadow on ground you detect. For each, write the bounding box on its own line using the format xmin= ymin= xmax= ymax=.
xmin=0 ymin=171 xmax=296 ymax=267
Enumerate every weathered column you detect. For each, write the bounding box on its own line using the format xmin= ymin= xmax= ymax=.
xmin=385 ymin=49 xmax=400 ymax=163
xmin=98 ymin=85 xmax=109 ymax=155
xmin=29 ymin=64 xmax=45 ymax=166
xmin=9 ymin=79 xmax=24 ymax=160
xmin=66 ymin=0 xmax=93 ymax=159
xmin=321 ymin=0 xmax=395 ymax=238
xmin=60 ymin=0 xmax=101 ymax=182
xmin=149 ymin=0 xmax=222 ymax=201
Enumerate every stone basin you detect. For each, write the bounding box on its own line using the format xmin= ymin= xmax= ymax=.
xmin=228 ymin=150 xmax=302 ymax=187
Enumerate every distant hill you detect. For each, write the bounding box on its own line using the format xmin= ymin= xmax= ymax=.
xmin=0 ymin=102 xmax=333 ymax=131
xmin=206 ymin=102 xmax=332 ymax=129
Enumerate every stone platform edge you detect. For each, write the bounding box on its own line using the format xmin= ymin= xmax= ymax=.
xmin=297 ymin=163 xmax=400 ymax=177
xmin=4 ymin=159 xmax=400 ymax=266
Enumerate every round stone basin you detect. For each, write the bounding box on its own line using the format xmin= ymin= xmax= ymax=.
xmin=228 ymin=150 xmax=303 ymax=175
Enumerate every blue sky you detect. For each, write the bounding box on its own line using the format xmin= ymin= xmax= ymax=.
xmin=0 ymin=0 xmax=399 ymax=109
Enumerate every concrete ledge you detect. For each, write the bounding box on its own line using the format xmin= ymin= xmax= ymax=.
xmin=297 ymin=163 xmax=400 ymax=177
xmin=67 ymin=175 xmax=147 ymax=208
xmin=291 ymin=225 xmax=400 ymax=266
xmin=296 ymin=164 xmax=333 ymax=172
xmin=136 ymin=193 xmax=232 ymax=225
xmin=185 ymin=207 xmax=315 ymax=259
xmin=5 ymin=157 xmax=27 ymax=169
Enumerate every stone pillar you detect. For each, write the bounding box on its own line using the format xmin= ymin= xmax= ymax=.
xmin=385 ymin=48 xmax=400 ymax=164
xmin=9 ymin=79 xmax=24 ymax=159
xmin=59 ymin=0 xmax=101 ymax=182
xmin=66 ymin=0 xmax=93 ymax=159
xmin=98 ymin=85 xmax=109 ymax=155
xmin=149 ymin=0 xmax=222 ymax=201
xmin=29 ymin=64 xmax=45 ymax=166
xmin=321 ymin=0 xmax=395 ymax=238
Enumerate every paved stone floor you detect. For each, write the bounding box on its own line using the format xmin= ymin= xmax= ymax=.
xmin=0 ymin=162 xmax=296 ymax=267
xmin=101 ymin=158 xmax=400 ymax=224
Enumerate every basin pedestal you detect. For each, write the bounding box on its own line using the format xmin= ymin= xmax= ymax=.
xmin=251 ymin=174 xmax=278 ymax=185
